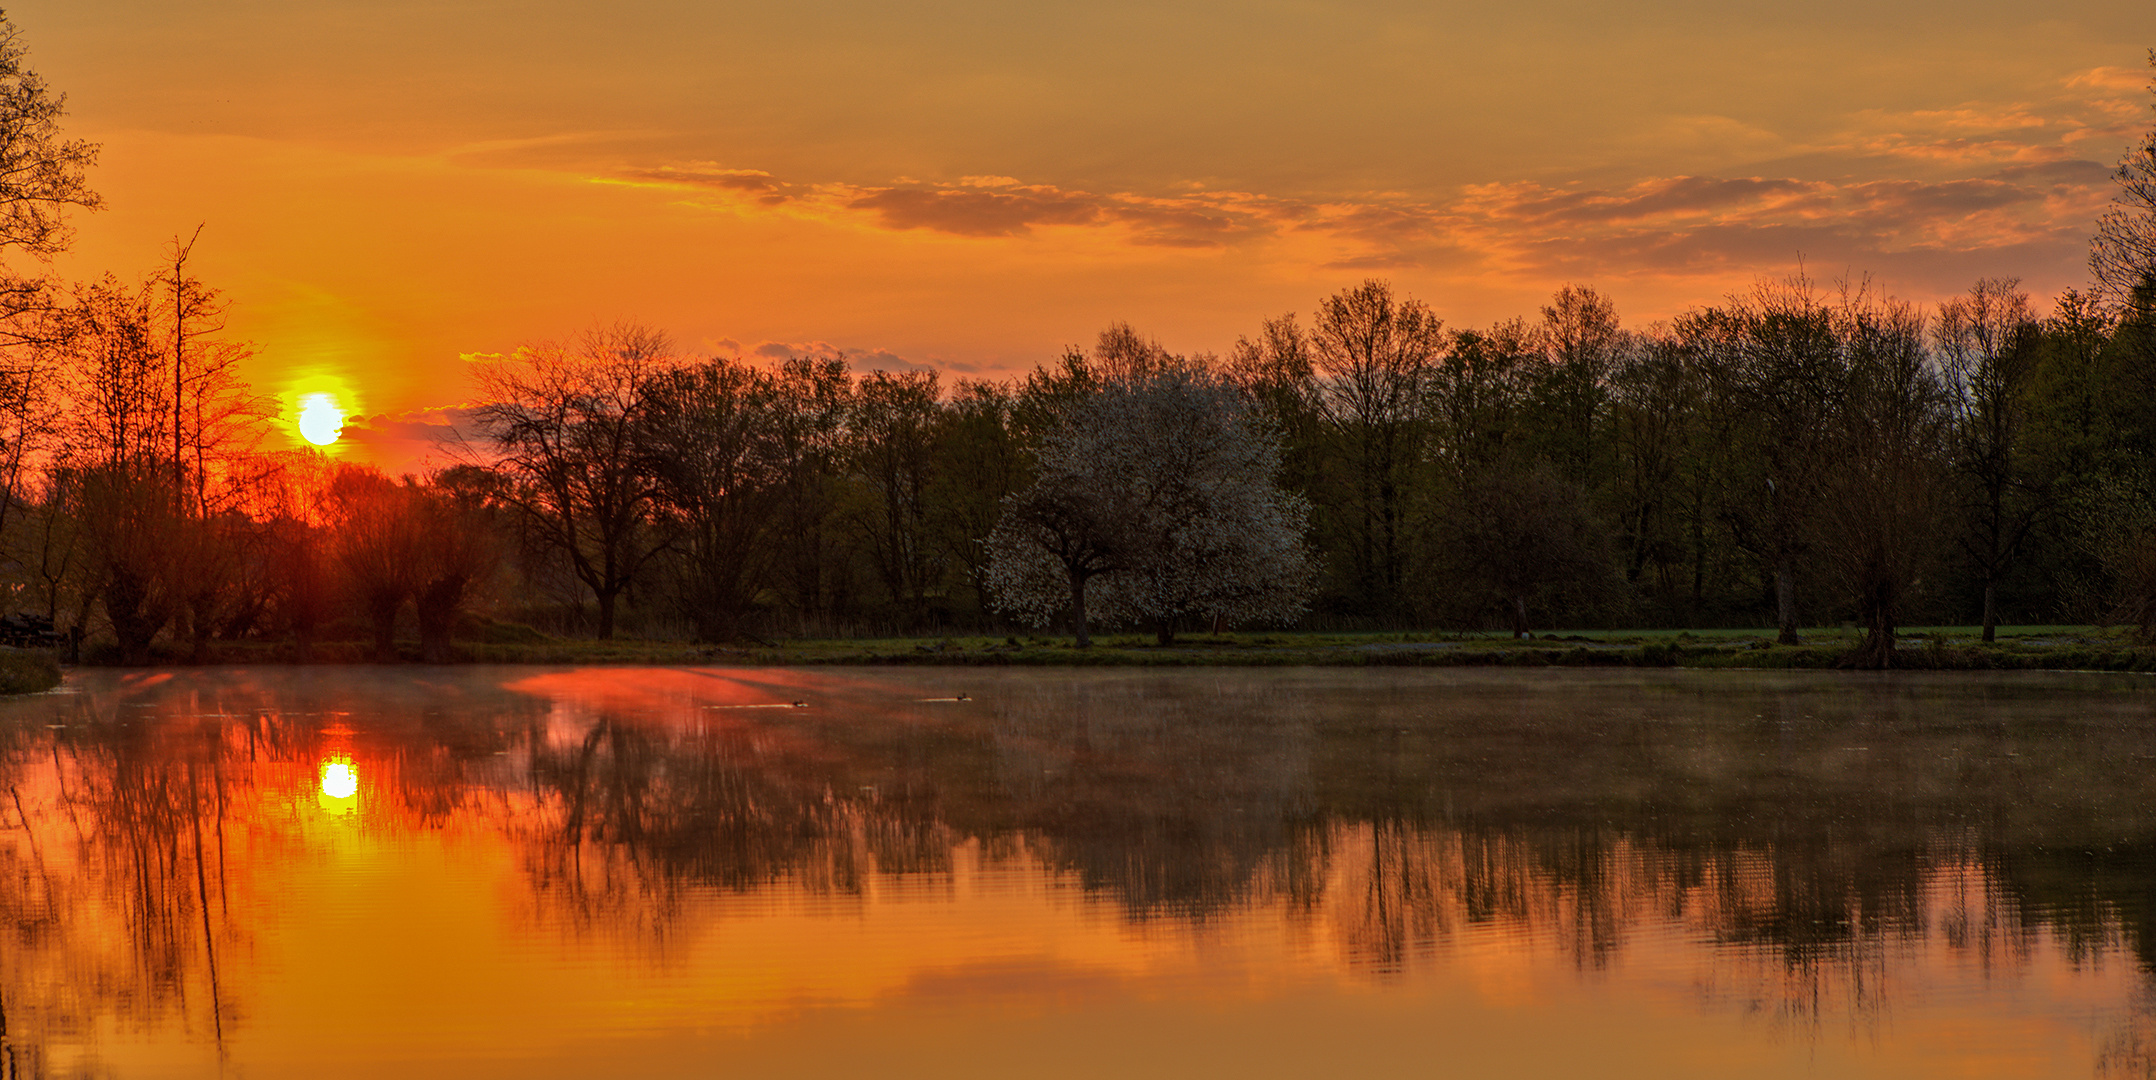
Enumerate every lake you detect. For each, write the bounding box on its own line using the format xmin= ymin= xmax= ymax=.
xmin=2 ymin=666 xmax=2153 ymax=1078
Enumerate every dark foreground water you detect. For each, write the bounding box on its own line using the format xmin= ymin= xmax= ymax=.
xmin=3 ymin=666 xmax=2155 ymax=1078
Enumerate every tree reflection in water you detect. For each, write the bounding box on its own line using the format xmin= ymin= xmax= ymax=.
xmin=0 ymin=667 xmax=2152 ymax=1075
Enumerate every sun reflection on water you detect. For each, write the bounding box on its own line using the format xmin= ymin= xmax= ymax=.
xmin=318 ymin=756 xmax=359 ymax=814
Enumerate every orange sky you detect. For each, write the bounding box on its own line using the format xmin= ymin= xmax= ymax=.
xmin=12 ymin=1 xmax=2154 ymax=469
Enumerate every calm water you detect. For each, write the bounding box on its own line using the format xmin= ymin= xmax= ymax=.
xmin=3 ymin=666 xmax=2155 ymax=1078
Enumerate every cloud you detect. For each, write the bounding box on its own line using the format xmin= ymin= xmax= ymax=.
xmin=1324 ymin=160 xmax=2117 ymax=283
xmin=839 ymin=180 xmax=1281 ymax=248
xmin=2066 ymin=66 xmax=2149 ymax=93
xmin=606 ymin=81 xmax=2124 ymax=295
xmin=1831 ymin=75 xmax=2148 ymax=168
xmin=1524 ymin=177 xmax=1811 ymax=224
xmin=336 ymin=406 xmax=490 ymax=476
xmin=1321 ymin=252 xmax=1430 ymax=270
xmin=1992 ymin=159 xmax=2114 ymax=185
xmin=847 ymin=186 xmax=1108 ymax=237
xmin=801 ymin=159 xmax=2113 ymax=286
xmin=623 ymin=164 xmax=785 ymax=193
xmin=734 ymin=339 xmax=940 ymax=374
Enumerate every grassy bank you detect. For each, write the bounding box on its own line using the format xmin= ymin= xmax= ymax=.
xmin=0 ymin=649 xmax=62 ymax=693
xmin=55 ymin=624 xmax=2156 ymax=673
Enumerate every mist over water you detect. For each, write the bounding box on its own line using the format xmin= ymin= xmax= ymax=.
xmin=1 ymin=666 xmax=2152 ymax=1078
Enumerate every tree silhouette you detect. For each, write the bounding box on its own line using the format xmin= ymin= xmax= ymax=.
xmin=471 ymin=323 xmax=672 ymax=639
xmin=2092 ymin=51 xmax=2156 ymax=310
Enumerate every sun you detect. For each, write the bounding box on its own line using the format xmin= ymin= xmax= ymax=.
xmin=297 ymin=392 xmax=345 ymax=446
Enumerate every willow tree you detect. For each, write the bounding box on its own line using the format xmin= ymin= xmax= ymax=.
xmin=324 ymin=467 xmax=419 ymax=663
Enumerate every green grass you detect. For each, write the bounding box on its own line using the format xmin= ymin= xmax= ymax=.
xmin=0 ymin=649 xmax=61 ymax=693
xmin=459 ymin=624 xmax=2155 ymax=671
xmin=57 ymin=624 xmax=2156 ymax=672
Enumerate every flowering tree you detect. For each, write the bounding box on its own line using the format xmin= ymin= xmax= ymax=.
xmin=986 ymin=360 xmax=1314 ymax=645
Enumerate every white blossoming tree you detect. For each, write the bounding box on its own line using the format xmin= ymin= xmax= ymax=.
xmin=985 ymin=361 xmax=1315 ymax=646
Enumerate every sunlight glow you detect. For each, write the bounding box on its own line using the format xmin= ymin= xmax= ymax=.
xmin=297 ymin=393 xmax=345 ymax=446
xmin=318 ymin=756 xmax=359 ymax=815
xmin=322 ymin=759 xmax=357 ymax=798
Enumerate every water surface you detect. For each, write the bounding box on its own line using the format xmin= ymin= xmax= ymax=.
xmin=3 ymin=666 xmax=2154 ymax=1078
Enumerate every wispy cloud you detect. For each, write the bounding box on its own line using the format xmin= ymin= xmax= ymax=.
xmin=621 ymin=163 xmax=789 ymax=200
xmin=721 ymin=338 xmax=950 ymax=375
xmin=590 ymin=62 xmax=2136 ymax=296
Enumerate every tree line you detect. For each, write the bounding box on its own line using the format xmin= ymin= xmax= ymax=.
xmin=16 ymin=267 xmax=2156 ymax=667
xmin=0 ymin=17 xmax=2153 ymax=665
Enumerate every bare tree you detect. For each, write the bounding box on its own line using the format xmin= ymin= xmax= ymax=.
xmin=1936 ymin=278 xmax=2042 ymax=642
xmin=1605 ymin=327 xmax=1707 ymax=610
xmin=1309 ymin=280 xmax=1446 ymax=615
xmin=262 ymin=513 xmax=332 ymax=661
xmin=1529 ymin=284 xmax=1622 ymax=483
xmin=0 ymin=306 xmax=61 ymax=541
xmin=638 ymin=357 xmax=784 ymax=642
xmin=1425 ymin=317 xmax=1537 ymax=486
xmin=1818 ymin=283 xmax=1951 ymax=669
xmin=157 ymin=229 xmax=261 ymax=517
xmin=0 ymin=11 xmax=101 ymax=548
xmin=923 ymin=379 xmax=1025 ymax=623
xmin=1692 ymin=272 xmax=1844 ymax=644
xmin=411 ymin=471 xmax=503 ymax=663
xmin=1438 ymin=458 xmax=1612 ymax=638
xmin=73 ymin=463 xmax=181 ymax=663
xmin=324 ymin=466 xmax=419 ymax=662
xmin=54 ymin=275 xmax=173 ymax=661
xmin=2092 ymin=50 xmax=2156 ymax=310
xmin=764 ymin=355 xmax=853 ymax=628
xmin=471 ymin=323 xmax=673 ymax=639
xmin=847 ymin=368 xmax=943 ymax=625
xmin=1228 ymin=313 xmax=1323 ymax=501
xmin=0 ymin=11 xmax=100 ymax=304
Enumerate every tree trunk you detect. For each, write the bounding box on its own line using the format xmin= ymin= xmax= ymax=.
xmin=417 ymin=584 xmax=460 ymax=664
xmin=1847 ymin=572 xmax=1899 ymax=670
xmin=596 ymin=588 xmax=618 ymax=640
xmin=1774 ymin=561 xmax=1800 ymax=645
xmin=1067 ymin=567 xmax=1091 ymax=648
xmin=105 ymin=569 xmax=165 ymax=666
xmin=1981 ymin=580 xmax=1998 ymax=644
xmin=1850 ymin=604 xmax=1896 ymax=670
xmin=187 ymin=595 xmax=217 ymax=665
xmin=367 ymin=597 xmax=400 ymax=663
xmin=1511 ymin=595 xmax=1530 ymax=639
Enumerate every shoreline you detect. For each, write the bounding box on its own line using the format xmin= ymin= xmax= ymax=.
xmin=24 ymin=626 xmax=2156 ymax=678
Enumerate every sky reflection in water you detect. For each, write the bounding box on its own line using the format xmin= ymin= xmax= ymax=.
xmin=0 ymin=666 xmax=2152 ymax=1078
